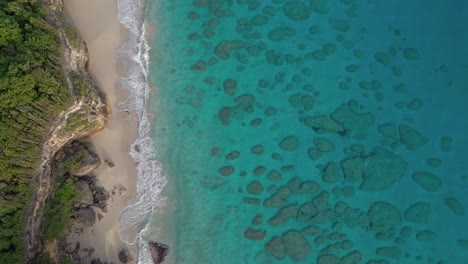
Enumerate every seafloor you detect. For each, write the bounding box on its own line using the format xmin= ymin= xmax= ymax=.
xmin=145 ymin=1 xmax=468 ymax=263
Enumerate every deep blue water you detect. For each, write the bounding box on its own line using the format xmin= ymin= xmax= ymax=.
xmin=143 ymin=1 xmax=468 ymax=263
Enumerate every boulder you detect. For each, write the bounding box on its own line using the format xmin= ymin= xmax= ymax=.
xmin=91 ymin=184 xmax=110 ymax=211
xmin=76 ymin=180 xmax=93 ymax=205
xmin=149 ymin=241 xmax=169 ymax=264
xmin=77 ymin=207 xmax=96 ymax=227
xmin=119 ymin=249 xmax=133 ymax=263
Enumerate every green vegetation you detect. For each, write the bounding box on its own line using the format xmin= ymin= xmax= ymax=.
xmin=0 ymin=0 xmax=73 ymax=262
xmin=43 ymin=178 xmax=78 ymax=241
xmin=59 ymin=109 xmax=98 ymax=137
xmin=71 ymin=71 xmax=94 ymax=98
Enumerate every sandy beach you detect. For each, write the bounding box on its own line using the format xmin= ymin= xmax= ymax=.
xmin=63 ymin=0 xmax=138 ymax=262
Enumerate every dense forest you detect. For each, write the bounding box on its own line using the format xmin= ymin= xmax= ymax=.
xmin=0 ymin=0 xmax=72 ymax=262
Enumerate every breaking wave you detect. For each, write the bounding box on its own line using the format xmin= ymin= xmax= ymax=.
xmin=116 ymin=0 xmax=166 ymax=262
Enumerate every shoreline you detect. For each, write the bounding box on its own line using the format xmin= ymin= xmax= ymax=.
xmin=63 ymin=0 xmax=139 ymax=262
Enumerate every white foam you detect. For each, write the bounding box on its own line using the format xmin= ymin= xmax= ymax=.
xmin=116 ymin=0 xmax=167 ymax=262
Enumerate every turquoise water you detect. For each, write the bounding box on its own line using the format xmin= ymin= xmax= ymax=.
xmin=143 ymin=1 xmax=468 ymax=263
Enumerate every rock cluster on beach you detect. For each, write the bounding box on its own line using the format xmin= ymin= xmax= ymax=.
xmin=54 ymin=142 xmax=114 ymax=262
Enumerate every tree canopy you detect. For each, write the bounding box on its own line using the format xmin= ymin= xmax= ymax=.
xmin=0 ymin=1 xmax=72 ymax=262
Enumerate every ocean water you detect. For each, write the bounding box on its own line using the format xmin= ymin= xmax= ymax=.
xmin=120 ymin=0 xmax=468 ymax=263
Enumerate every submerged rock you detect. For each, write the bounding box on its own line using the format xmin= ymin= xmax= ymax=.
xmin=283 ymin=1 xmax=310 ymax=21
xmin=341 ymin=157 xmax=365 ymax=182
xmin=368 ymin=202 xmax=402 ymax=239
xmin=404 ymin=202 xmax=431 ymax=224
xmin=279 ymin=136 xmax=299 ymax=151
xmin=218 ymin=165 xmax=235 ymax=176
xmin=214 ymin=40 xmax=246 ymax=59
xmin=269 ymin=204 xmax=298 ymax=226
xmin=223 ymin=79 xmax=237 ymax=95
xmin=244 ymin=227 xmax=267 ymax=240
xmin=264 ymin=186 xmax=293 ymax=207
xmin=282 ymin=230 xmax=311 ymax=261
xmin=403 ymin=48 xmax=420 ymax=60
xmin=247 ymin=181 xmax=263 ymax=194
xmin=303 ymin=115 xmax=345 ymax=134
xmin=360 ymin=147 xmax=407 ymax=191
xmin=322 ymin=162 xmax=339 ymax=183
xmin=412 ymin=171 xmax=442 ymax=192
xmin=265 ymin=236 xmax=285 ymax=260
xmin=310 ymin=0 xmax=329 ymax=14
xmin=331 ymin=101 xmax=375 ymax=139
xmin=398 ymin=125 xmax=428 ymax=150
xmin=444 ymin=197 xmax=465 ymax=216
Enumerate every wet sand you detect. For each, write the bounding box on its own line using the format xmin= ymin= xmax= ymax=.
xmin=63 ymin=0 xmax=137 ymax=262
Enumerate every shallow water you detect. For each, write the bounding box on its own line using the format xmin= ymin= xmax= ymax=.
xmin=141 ymin=1 xmax=468 ymax=263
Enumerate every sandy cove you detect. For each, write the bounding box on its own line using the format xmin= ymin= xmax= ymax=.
xmin=63 ymin=0 xmax=138 ymax=262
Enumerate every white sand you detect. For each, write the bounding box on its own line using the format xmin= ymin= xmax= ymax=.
xmin=63 ymin=0 xmax=138 ymax=262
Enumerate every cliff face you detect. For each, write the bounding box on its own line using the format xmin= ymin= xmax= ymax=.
xmin=26 ymin=0 xmax=110 ymax=261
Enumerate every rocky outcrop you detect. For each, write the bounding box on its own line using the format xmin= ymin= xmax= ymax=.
xmin=149 ymin=241 xmax=169 ymax=264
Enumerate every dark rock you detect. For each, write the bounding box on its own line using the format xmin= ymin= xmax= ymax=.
xmin=77 ymin=207 xmax=96 ymax=227
xmin=76 ymin=180 xmax=93 ymax=205
xmin=149 ymin=241 xmax=169 ymax=264
xmin=119 ymin=248 xmax=133 ymax=263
